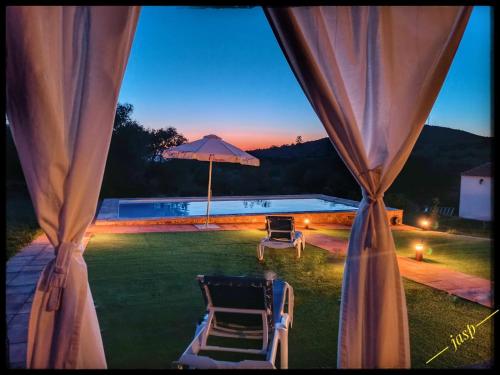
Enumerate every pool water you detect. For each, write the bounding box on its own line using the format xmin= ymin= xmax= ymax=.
xmin=118 ymin=198 xmax=358 ymax=219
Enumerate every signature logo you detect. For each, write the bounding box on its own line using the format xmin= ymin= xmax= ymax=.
xmin=450 ymin=324 xmax=476 ymax=351
xmin=426 ymin=309 xmax=497 ymax=365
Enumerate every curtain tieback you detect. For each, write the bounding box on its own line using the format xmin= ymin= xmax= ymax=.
xmin=361 ymin=191 xmax=384 ymax=250
xmin=356 ymin=166 xmax=382 ymax=182
xmin=46 ymin=241 xmax=82 ymax=311
xmin=363 ymin=192 xmax=384 ymax=203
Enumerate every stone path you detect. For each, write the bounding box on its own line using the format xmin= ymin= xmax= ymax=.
xmin=5 ymin=223 xmax=492 ymax=368
xmin=6 ymin=233 xmax=92 ymax=368
xmin=305 ymin=231 xmax=494 ymax=308
xmin=6 ymin=235 xmax=53 ymax=368
xmin=87 ymin=222 xmax=266 ymax=233
xmin=397 ymin=257 xmax=493 ymax=307
xmin=88 ymin=222 xmax=418 ymax=233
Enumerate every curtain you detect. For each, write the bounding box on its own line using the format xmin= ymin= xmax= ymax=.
xmin=6 ymin=6 xmax=140 ymax=368
xmin=265 ymin=6 xmax=471 ymax=368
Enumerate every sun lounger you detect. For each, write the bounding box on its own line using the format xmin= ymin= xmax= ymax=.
xmin=174 ymin=274 xmax=294 ymax=369
xmin=257 ymin=216 xmax=305 ymax=261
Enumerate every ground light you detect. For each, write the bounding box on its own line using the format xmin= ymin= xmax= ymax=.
xmin=415 ymin=242 xmax=424 ymax=261
xmin=419 ymin=218 xmax=430 ymax=230
xmin=304 ymin=218 xmax=310 ymax=229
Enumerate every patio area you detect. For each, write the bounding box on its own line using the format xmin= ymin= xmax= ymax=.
xmin=7 ymin=223 xmax=493 ymax=368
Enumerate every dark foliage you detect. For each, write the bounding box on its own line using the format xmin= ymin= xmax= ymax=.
xmin=6 ymin=125 xmax=28 ymax=192
xmin=6 ymin=104 xmax=491 ymax=212
xmin=101 ymin=103 xmax=188 ymax=197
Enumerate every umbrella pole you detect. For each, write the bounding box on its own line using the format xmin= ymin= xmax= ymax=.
xmin=205 ymin=157 xmax=213 ymax=226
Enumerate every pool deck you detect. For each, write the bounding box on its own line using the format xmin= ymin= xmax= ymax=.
xmin=96 ymin=194 xmax=404 ymax=226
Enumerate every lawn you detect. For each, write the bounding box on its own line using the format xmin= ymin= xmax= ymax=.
xmin=404 ymin=211 xmax=491 ymax=238
xmin=316 ymin=228 xmax=492 ymax=280
xmin=84 ymin=230 xmax=493 ymax=369
xmin=6 ymin=191 xmax=42 ymax=260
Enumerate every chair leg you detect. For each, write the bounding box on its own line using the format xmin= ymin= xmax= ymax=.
xmin=257 ymin=244 xmax=264 ymax=261
xmin=279 ymin=329 xmax=288 ymax=369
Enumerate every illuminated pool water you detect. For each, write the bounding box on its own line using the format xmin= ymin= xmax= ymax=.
xmin=117 ymin=198 xmax=358 ymax=219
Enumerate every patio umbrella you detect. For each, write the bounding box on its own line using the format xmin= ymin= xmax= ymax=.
xmin=163 ymin=134 xmax=260 ymax=227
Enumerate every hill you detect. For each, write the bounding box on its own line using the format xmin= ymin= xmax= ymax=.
xmin=246 ymin=125 xmax=491 ymax=209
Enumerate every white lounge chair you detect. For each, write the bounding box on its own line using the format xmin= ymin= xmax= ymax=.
xmin=257 ymin=216 xmax=305 ymax=261
xmin=174 ymin=274 xmax=294 ymax=369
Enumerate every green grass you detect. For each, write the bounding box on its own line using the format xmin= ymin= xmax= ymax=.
xmin=315 ymin=228 xmax=352 ymax=240
xmin=316 ymin=228 xmax=492 ymax=280
xmin=393 ymin=231 xmax=492 ymax=280
xmin=6 ymin=192 xmax=41 ymax=260
xmin=84 ymin=230 xmax=493 ymax=369
xmin=404 ymin=211 xmax=491 ymax=238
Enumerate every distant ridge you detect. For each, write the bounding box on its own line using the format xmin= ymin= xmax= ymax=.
xmin=248 ymin=125 xmax=491 ymax=159
xmin=246 ymin=124 xmax=491 ymax=207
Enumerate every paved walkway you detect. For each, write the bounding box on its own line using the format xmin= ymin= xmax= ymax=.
xmin=6 ymin=233 xmax=92 ymax=368
xmin=88 ymin=222 xmax=266 ymax=233
xmin=87 ymin=222 xmax=419 ymax=235
xmin=5 ymin=223 xmax=492 ymax=368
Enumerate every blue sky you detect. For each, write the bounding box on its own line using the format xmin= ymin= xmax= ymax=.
xmin=118 ymin=6 xmax=492 ymax=149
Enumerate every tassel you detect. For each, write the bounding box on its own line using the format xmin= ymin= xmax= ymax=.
xmin=44 ymin=241 xmax=80 ymax=312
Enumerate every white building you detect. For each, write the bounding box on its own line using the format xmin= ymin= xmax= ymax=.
xmin=459 ymin=162 xmax=492 ymax=221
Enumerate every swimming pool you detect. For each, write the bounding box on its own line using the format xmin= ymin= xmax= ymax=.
xmin=117 ymin=198 xmax=358 ymax=219
xmin=96 ymin=194 xmax=403 ymax=226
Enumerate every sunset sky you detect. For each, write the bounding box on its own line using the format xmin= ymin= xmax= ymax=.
xmin=118 ymin=6 xmax=492 ymax=150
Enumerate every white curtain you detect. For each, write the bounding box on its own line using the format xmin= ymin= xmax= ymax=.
xmin=6 ymin=6 xmax=140 ymax=368
xmin=265 ymin=6 xmax=471 ymax=368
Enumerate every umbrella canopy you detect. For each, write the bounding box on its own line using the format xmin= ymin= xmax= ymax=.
xmin=163 ymin=134 xmax=260 ymax=227
xmin=163 ymin=134 xmax=260 ymax=166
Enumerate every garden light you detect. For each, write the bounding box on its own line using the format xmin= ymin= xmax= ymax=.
xmin=415 ymin=242 xmax=424 ymax=261
xmin=419 ymin=218 xmax=430 ymax=230
xmin=304 ymin=218 xmax=310 ymax=229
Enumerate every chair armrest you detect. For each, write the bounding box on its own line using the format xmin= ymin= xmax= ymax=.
xmin=197 ymin=312 xmax=209 ymax=325
xmin=280 ymin=282 xmax=294 ymax=328
xmin=278 ymin=314 xmax=290 ymax=329
xmin=195 ymin=313 xmax=209 ymax=337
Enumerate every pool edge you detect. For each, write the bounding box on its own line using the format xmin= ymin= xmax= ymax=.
xmin=95 ymin=194 xmax=403 ymax=227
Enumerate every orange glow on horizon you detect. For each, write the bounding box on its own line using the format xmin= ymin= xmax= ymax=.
xmin=184 ymin=131 xmax=323 ymax=151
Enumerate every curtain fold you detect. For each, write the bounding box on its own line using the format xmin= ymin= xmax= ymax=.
xmin=265 ymin=6 xmax=471 ymax=368
xmin=6 ymin=6 xmax=140 ymax=368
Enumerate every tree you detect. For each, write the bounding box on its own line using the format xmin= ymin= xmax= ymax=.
xmin=113 ymin=103 xmax=136 ymax=131
xmin=430 ymin=197 xmax=440 ymax=223
xmin=103 ymin=103 xmax=157 ymax=196
xmin=295 ymin=135 xmax=303 ymax=144
xmin=148 ymin=127 xmax=187 ymax=162
xmin=6 ymin=124 xmax=27 ymax=190
xmin=101 ymin=103 xmax=189 ymax=197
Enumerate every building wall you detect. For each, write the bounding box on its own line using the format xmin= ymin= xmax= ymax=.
xmin=459 ymin=176 xmax=492 ymax=221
